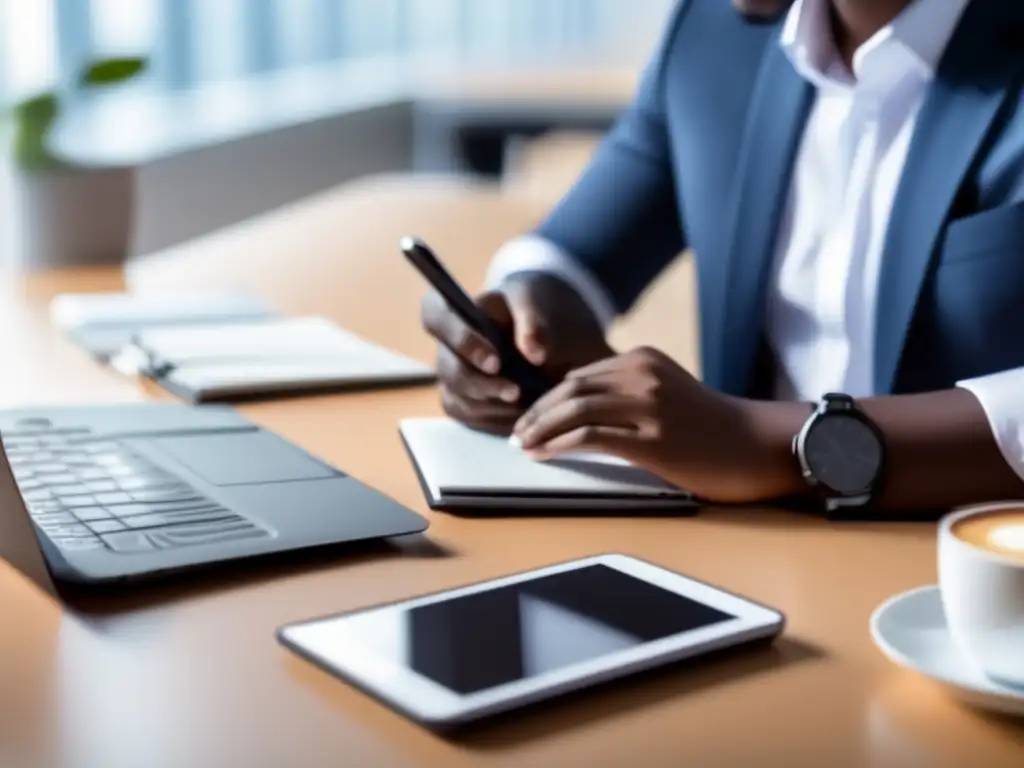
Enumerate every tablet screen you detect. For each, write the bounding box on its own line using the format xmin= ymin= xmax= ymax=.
xmin=354 ymin=564 xmax=735 ymax=695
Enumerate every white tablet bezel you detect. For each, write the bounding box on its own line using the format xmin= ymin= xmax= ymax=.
xmin=278 ymin=554 xmax=784 ymax=727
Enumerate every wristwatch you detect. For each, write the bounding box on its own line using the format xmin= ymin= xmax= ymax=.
xmin=792 ymin=393 xmax=886 ymax=514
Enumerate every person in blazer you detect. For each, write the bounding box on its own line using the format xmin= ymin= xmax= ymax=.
xmin=421 ymin=0 xmax=1024 ymax=515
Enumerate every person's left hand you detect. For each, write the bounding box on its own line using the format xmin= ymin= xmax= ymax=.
xmin=511 ymin=347 xmax=798 ymax=503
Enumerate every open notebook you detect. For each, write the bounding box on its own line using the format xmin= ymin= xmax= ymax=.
xmin=51 ymin=290 xmax=275 ymax=360
xmin=399 ymin=418 xmax=695 ymax=513
xmin=109 ymin=316 xmax=435 ymax=403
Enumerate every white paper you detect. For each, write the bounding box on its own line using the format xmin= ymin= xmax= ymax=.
xmin=133 ymin=316 xmax=434 ymax=396
xmin=401 ymin=417 xmax=686 ymax=499
xmin=50 ymin=291 xmax=272 ymax=330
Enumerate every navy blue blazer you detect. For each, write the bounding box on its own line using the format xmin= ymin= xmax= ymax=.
xmin=535 ymin=0 xmax=1024 ymax=398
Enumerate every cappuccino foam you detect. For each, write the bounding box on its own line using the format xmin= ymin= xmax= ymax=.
xmin=989 ymin=524 xmax=1024 ymax=553
xmin=953 ymin=511 xmax=1024 ymax=563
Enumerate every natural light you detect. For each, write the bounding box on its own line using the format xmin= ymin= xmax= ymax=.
xmin=1 ymin=0 xmax=664 ymax=103
xmin=1 ymin=0 xmax=58 ymax=99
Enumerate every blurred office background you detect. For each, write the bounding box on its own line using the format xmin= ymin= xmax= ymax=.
xmin=1 ymin=0 xmax=674 ymax=266
xmin=1 ymin=0 xmax=672 ymax=96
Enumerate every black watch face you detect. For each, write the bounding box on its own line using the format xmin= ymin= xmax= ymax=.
xmin=803 ymin=414 xmax=882 ymax=495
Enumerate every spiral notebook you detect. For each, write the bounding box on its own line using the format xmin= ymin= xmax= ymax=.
xmin=399 ymin=417 xmax=695 ymax=514
xmin=109 ymin=316 xmax=436 ymax=403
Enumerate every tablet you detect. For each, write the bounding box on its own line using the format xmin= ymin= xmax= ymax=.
xmin=277 ymin=554 xmax=785 ymax=730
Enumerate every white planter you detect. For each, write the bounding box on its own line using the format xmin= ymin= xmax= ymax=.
xmin=2 ymin=165 xmax=134 ymax=272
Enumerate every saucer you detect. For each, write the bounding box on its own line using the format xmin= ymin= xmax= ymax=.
xmin=870 ymin=585 xmax=1024 ymax=717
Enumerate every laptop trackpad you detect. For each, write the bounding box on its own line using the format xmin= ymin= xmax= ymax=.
xmin=148 ymin=432 xmax=340 ymax=486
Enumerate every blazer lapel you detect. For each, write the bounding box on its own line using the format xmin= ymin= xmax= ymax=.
xmin=711 ymin=41 xmax=813 ymax=396
xmin=873 ymin=0 xmax=1024 ymax=394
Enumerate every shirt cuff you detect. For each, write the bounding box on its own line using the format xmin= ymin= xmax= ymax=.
xmin=485 ymin=235 xmax=618 ymax=330
xmin=957 ymin=369 xmax=1024 ymax=483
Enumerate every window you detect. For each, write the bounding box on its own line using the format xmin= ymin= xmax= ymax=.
xmin=0 ymin=0 xmax=59 ymax=100
xmin=1 ymin=0 xmax=673 ymax=101
xmin=188 ymin=0 xmax=252 ymax=82
xmin=91 ymin=0 xmax=159 ymax=55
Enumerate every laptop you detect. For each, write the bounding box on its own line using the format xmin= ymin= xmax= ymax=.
xmin=0 ymin=403 xmax=428 ymax=590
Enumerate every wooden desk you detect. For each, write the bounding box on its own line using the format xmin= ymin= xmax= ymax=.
xmin=1 ymin=179 xmax=1021 ymax=768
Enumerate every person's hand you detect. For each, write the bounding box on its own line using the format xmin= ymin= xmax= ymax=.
xmin=421 ymin=272 xmax=614 ymax=435
xmin=511 ymin=347 xmax=801 ymax=503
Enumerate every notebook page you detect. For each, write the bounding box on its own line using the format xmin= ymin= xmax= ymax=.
xmin=133 ymin=317 xmax=401 ymax=364
xmin=130 ymin=316 xmax=433 ymax=396
xmin=166 ymin=359 xmax=433 ymax=397
xmin=400 ymin=418 xmax=687 ymax=499
xmin=51 ymin=291 xmax=271 ymax=330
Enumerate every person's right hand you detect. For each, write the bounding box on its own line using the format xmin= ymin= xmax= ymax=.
xmin=421 ymin=272 xmax=614 ymax=434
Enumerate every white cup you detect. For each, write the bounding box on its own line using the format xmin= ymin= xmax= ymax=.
xmin=938 ymin=504 xmax=1024 ymax=688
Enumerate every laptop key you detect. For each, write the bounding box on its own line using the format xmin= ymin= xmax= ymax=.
xmin=33 ymin=464 xmax=69 ymax=475
xmin=94 ymin=492 xmax=134 ymax=506
xmin=92 ymin=453 xmax=129 ymax=466
xmin=72 ymin=507 xmax=112 ymax=522
xmin=64 ymin=456 xmax=97 ymax=468
xmin=38 ymin=523 xmax=93 ymax=538
xmin=100 ymin=531 xmax=155 ymax=553
xmin=39 ymin=473 xmax=81 ymax=486
xmin=28 ymin=500 xmax=63 ymax=515
xmin=0 ymin=437 xmax=41 ymax=449
xmin=22 ymin=489 xmax=53 ymax=502
xmin=32 ymin=512 xmax=77 ymax=525
xmin=82 ymin=442 xmax=119 ymax=453
xmin=61 ymin=495 xmax=98 ymax=508
xmin=110 ymin=501 xmax=221 ymax=518
xmin=85 ymin=480 xmax=119 ymax=493
xmin=25 ymin=451 xmax=57 ymax=463
xmin=131 ymin=489 xmax=204 ymax=503
xmin=77 ymin=468 xmax=110 ymax=481
xmin=158 ymin=508 xmax=233 ymax=524
xmin=117 ymin=476 xmax=181 ymax=491
xmin=87 ymin=520 xmax=127 ymax=534
xmin=51 ymin=537 xmax=104 ymax=552
xmin=123 ymin=509 xmax=236 ymax=530
xmin=52 ymin=484 xmax=92 ymax=498
xmin=105 ymin=466 xmax=137 ymax=478
xmin=97 ymin=503 xmax=145 ymax=517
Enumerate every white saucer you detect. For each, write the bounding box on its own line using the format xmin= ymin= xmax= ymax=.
xmin=870 ymin=585 xmax=1024 ymax=717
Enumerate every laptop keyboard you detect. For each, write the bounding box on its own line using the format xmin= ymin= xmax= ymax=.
xmin=2 ymin=425 xmax=271 ymax=554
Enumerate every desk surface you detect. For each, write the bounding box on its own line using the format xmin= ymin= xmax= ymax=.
xmin=1 ymin=181 xmax=1022 ymax=767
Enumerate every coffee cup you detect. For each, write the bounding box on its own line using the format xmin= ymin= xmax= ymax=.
xmin=938 ymin=503 xmax=1024 ymax=688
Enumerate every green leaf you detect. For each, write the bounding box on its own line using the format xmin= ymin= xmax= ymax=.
xmin=79 ymin=56 xmax=148 ymax=88
xmin=10 ymin=93 xmax=63 ymax=171
xmin=12 ymin=94 xmax=59 ymax=124
xmin=7 ymin=56 xmax=148 ymax=171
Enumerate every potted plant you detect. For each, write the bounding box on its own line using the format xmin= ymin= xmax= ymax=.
xmin=3 ymin=56 xmax=147 ymax=272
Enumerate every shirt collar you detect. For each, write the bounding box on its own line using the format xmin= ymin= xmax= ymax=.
xmin=780 ymin=0 xmax=971 ymax=91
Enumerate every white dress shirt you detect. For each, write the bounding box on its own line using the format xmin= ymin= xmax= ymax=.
xmin=485 ymin=0 xmax=1024 ymax=483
